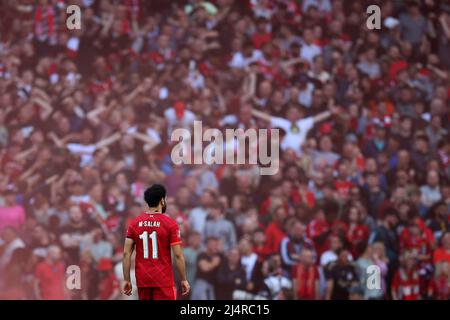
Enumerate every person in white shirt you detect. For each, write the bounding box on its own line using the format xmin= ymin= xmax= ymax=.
xmin=126 ymin=124 xmax=161 ymax=153
xmin=239 ymin=239 xmax=258 ymax=284
xmin=229 ymin=38 xmax=250 ymax=70
xmin=298 ymin=73 xmax=315 ymax=108
xmin=188 ymin=190 xmax=216 ymax=236
xmin=164 ymin=101 xmax=196 ymax=136
xmin=300 ymin=28 xmax=322 ymax=64
xmin=49 ymin=129 xmax=122 ymax=167
xmin=252 ymin=103 xmax=339 ymax=156
xmin=357 ymin=48 xmax=381 ymax=79
xmin=420 ymin=170 xmax=442 ymax=208
xmin=0 ymin=227 xmax=25 ymax=270
xmin=262 ymin=255 xmax=292 ymax=300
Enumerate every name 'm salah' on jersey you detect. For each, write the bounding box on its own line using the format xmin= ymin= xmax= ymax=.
xmin=126 ymin=212 xmax=182 ymax=288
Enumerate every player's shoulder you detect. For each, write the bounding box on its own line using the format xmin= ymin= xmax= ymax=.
xmin=129 ymin=212 xmax=146 ymax=225
xmin=159 ymin=213 xmax=178 ymax=225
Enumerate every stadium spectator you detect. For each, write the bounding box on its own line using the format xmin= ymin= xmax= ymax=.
xmin=262 ymin=254 xmax=293 ymax=300
xmin=96 ymin=258 xmax=120 ymax=300
xmin=216 ymin=247 xmax=247 ymax=300
xmin=433 ymin=232 xmax=450 ymax=265
xmin=280 ymin=219 xmax=316 ymax=271
xmin=391 ymin=250 xmax=421 ymax=300
xmin=238 ymin=238 xmax=265 ymax=295
xmin=33 ymin=245 xmax=66 ymax=300
xmin=292 ymin=248 xmax=320 ymax=300
xmin=188 ymin=189 xmax=215 ymax=235
xmin=183 ymin=231 xmax=202 ymax=293
xmin=356 ymin=242 xmax=388 ymax=299
xmin=204 ymin=202 xmax=237 ymax=251
xmin=427 ymin=260 xmax=450 ymax=300
xmin=59 ymin=205 xmax=92 ymax=265
xmin=0 ymin=189 xmax=26 ymax=233
xmin=369 ymin=209 xmax=400 ymax=266
xmin=191 ymin=236 xmax=222 ymax=300
xmin=0 ymin=227 xmax=25 ymax=272
xmin=325 ymin=248 xmax=359 ymax=300
xmin=320 ymin=234 xmax=347 ymax=267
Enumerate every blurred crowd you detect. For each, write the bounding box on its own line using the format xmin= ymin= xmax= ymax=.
xmin=0 ymin=0 xmax=449 ymax=300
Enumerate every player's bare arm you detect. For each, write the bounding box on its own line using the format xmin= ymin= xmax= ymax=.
xmin=172 ymin=243 xmax=190 ymax=296
xmin=122 ymin=237 xmax=135 ymax=296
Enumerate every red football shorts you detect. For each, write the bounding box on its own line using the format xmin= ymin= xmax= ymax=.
xmin=137 ymin=287 xmax=177 ymax=300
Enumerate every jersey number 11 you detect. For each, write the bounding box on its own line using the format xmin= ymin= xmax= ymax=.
xmin=139 ymin=231 xmax=158 ymax=259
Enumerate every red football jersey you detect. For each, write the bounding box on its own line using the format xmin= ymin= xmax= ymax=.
xmin=126 ymin=212 xmax=182 ymax=288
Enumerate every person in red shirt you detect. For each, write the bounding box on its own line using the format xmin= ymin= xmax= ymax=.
xmin=345 ymin=206 xmax=370 ymax=259
xmin=264 ymin=206 xmax=286 ymax=255
xmin=34 ymin=245 xmax=67 ymax=300
xmin=292 ymin=248 xmax=320 ymax=300
xmin=122 ymin=184 xmax=190 ymax=300
xmin=252 ymin=229 xmax=271 ymax=262
xmin=259 ymin=185 xmax=289 ymax=219
xmin=427 ymin=260 xmax=450 ymax=300
xmin=433 ymin=232 xmax=450 ymax=265
xmin=400 ymin=219 xmax=434 ymax=265
xmin=334 ymin=160 xmax=355 ymax=200
xmin=391 ymin=250 xmax=421 ymax=300
xmin=96 ymin=258 xmax=120 ymax=300
xmin=307 ymin=207 xmax=330 ymax=257
xmin=252 ymin=17 xmax=272 ymax=49
xmin=400 ymin=218 xmax=435 ymax=292
xmin=291 ymin=179 xmax=316 ymax=209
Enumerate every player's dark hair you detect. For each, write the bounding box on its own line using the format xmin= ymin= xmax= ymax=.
xmin=144 ymin=184 xmax=166 ymax=207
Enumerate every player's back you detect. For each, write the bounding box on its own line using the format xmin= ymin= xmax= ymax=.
xmin=126 ymin=212 xmax=181 ymax=288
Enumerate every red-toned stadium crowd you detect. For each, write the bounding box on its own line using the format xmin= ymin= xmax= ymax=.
xmin=0 ymin=0 xmax=449 ymax=300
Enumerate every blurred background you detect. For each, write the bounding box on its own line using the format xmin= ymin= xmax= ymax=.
xmin=0 ymin=0 xmax=449 ymax=300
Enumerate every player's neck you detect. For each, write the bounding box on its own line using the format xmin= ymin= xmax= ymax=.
xmin=145 ymin=207 xmax=162 ymax=214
